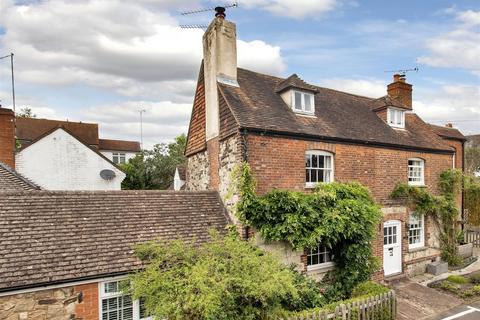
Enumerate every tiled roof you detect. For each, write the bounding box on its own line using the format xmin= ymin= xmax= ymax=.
xmin=218 ymin=68 xmax=454 ymax=153
xmin=0 ymin=162 xmax=40 ymax=191
xmin=16 ymin=117 xmax=99 ymax=148
xmin=0 ymin=190 xmax=230 ymax=292
xmin=177 ymin=164 xmax=186 ymax=181
xmin=372 ymin=95 xmax=411 ymax=111
xmin=99 ymin=139 xmax=141 ymax=152
xmin=429 ymin=124 xmax=466 ymax=141
xmin=275 ymin=74 xmax=318 ymax=93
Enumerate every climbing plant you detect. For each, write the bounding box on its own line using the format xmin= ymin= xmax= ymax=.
xmin=390 ymin=169 xmax=473 ymax=266
xmin=232 ymin=163 xmax=382 ymax=301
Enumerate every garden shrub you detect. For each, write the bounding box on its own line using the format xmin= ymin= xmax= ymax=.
xmin=440 ymin=281 xmax=460 ymax=293
xmin=447 ymin=275 xmax=469 ymax=284
xmin=232 ymin=163 xmax=382 ymax=301
xmin=128 ymin=230 xmax=326 ymax=320
xmin=351 ymin=281 xmax=389 ymax=297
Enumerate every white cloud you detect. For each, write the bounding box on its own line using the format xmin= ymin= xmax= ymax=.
xmin=418 ymin=10 xmax=480 ymax=75
xmin=319 ymin=78 xmax=387 ymax=98
xmin=240 ymin=0 xmax=336 ymax=19
xmin=83 ymin=100 xmax=192 ymax=148
xmin=0 ymin=0 xmax=286 ymax=145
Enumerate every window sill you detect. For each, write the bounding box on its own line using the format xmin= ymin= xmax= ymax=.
xmin=408 ymin=245 xmax=427 ymax=253
xmin=305 ymin=183 xmax=317 ymax=189
xmin=408 ymin=183 xmax=426 ymax=187
xmin=307 ymin=262 xmax=334 ymax=272
xmin=294 ymin=112 xmax=316 ymax=118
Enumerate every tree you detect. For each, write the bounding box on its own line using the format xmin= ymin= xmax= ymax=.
xmin=466 ymin=147 xmax=480 ymax=176
xmin=16 ymin=107 xmax=36 ymax=118
xmin=121 ymin=134 xmax=186 ymax=190
xmin=128 ymin=231 xmax=324 ymax=320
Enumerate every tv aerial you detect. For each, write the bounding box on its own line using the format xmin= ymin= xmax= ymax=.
xmin=384 ymin=67 xmax=419 ymax=78
xmin=179 ymin=2 xmax=238 ymax=31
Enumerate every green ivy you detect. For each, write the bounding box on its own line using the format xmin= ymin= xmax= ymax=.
xmin=390 ymin=169 xmax=466 ymax=266
xmin=232 ymin=163 xmax=382 ymax=301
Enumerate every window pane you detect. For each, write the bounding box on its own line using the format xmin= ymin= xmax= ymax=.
xmin=311 ymin=169 xmax=318 ymax=183
xmin=305 ymin=154 xmax=311 ymax=167
xmin=304 ymin=94 xmax=312 ymax=111
xmin=324 ymin=156 xmax=331 ymax=169
xmin=294 ymin=92 xmax=302 ymax=110
xmin=312 ymin=154 xmax=318 ymax=167
xmin=318 ymin=155 xmax=325 ymax=169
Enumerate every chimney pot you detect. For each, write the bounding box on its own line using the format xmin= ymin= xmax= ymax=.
xmin=215 ymin=7 xmax=226 ymax=19
xmin=446 ymin=123 xmax=453 ymax=128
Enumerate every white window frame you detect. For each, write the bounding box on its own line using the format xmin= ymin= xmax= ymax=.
xmin=306 ymin=244 xmax=334 ymax=271
xmin=99 ymin=279 xmax=152 ymax=320
xmin=408 ymin=158 xmax=425 ymax=186
xmin=113 ymin=152 xmax=126 ymax=164
xmin=408 ymin=214 xmax=425 ymax=249
xmin=291 ymin=90 xmax=315 ymax=115
xmin=387 ymin=108 xmax=405 ymax=128
xmin=305 ymin=150 xmax=334 ymax=188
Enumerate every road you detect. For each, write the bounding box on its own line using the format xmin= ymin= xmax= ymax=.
xmin=435 ymin=302 xmax=480 ymax=320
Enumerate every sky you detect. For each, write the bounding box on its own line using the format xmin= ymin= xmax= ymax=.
xmin=0 ymin=0 xmax=479 ymax=149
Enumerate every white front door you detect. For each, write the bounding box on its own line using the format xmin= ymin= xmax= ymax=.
xmin=383 ymin=220 xmax=402 ymax=276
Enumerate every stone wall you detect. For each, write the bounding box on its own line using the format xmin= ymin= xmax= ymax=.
xmin=0 ymin=286 xmax=80 ymax=320
xmin=218 ymin=135 xmax=242 ymax=224
xmin=186 ymin=150 xmax=210 ymax=191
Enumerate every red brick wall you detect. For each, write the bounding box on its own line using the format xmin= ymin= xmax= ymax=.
xmin=75 ymin=282 xmax=99 ymax=320
xmin=207 ymin=137 xmax=220 ymax=191
xmin=0 ymin=108 xmax=15 ymax=168
xmin=246 ymin=134 xmax=454 ymax=203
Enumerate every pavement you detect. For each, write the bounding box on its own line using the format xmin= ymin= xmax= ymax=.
xmin=393 ymin=248 xmax=480 ymax=320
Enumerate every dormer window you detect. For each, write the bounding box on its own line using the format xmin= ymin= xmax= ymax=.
xmin=387 ymin=108 xmax=405 ymax=128
xmin=292 ymin=90 xmax=315 ymax=114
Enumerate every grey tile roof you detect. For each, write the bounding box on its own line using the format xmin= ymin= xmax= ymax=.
xmin=218 ymin=68 xmax=455 ymax=153
xmin=0 ymin=190 xmax=230 ymax=292
xmin=0 ymin=162 xmax=40 ymax=191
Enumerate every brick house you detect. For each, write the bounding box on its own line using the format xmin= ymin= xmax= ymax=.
xmin=185 ymin=13 xmax=466 ymax=280
xmin=0 ymin=189 xmax=229 ymax=319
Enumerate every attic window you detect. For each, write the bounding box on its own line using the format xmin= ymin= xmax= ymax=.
xmin=292 ymin=90 xmax=315 ymax=114
xmin=387 ymin=108 xmax=405 ymax=128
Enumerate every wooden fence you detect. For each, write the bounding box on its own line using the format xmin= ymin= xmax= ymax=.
xmin=283 ymin=290 xmax=396 ymax=320
xmin=465 ymin=226 xmax=480 ymax=247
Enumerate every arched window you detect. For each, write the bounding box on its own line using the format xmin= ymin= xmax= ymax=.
xmin=408 ymin=158 xmax=425 ymax=186
xmin=305 ymin=150 xmax=334 ymax=187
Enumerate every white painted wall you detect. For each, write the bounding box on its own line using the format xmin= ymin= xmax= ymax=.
xmin=173 ymin=168 xmax=185 ymax=191
xmin=100 ymin=151 xmax=137 ymax=164
xmin=16 ymin=129 xmax=125 ymax=190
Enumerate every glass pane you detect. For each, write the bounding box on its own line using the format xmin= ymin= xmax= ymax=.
xmin=311 ymin=169 xmax=318 ymax=183
xmin=318 ymin=170 xmax=325 ymax=182
xmin=306 ymin=169 xmax=310 ymax=183
xmin=305 ymin=154 xmax=311 ymax=167
xmin=312 ymin=254 xmax=318 ymax=265
xmin=312 ymin=154 xmax=318 ymax=167
xmin=304 ymin=94 xmax=312 ymax=111
xmin=318 ymin=156 xmax=325 ymax=169
xmin=324 ymin=156 xmax=331 ymax=169
xmin=294 ymin=92 xmax=302 ymax=109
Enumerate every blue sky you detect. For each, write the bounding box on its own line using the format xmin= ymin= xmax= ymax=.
xmin=0 ymin=0 xmax=479 ymax=148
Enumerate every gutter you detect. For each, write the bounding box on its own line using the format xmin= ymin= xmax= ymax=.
xmin=243 ymin=127 xmax=455 ymax=155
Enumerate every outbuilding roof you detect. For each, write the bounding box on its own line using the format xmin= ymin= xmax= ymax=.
xmin=0 ymin=162 xmax=40 ymax=191
xmin=0 ymin=190 xmax=230 ymax=292
xmin=99 ymin=139 xmax=141 ymax=152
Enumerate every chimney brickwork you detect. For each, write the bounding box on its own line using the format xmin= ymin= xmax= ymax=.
xmin=0 ymin=107 xmax=15 ymax=168
xmin=387 ymin=74 xmax=413 ymax=109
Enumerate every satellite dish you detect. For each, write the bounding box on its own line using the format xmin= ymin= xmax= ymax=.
xmin=100 ymin=169 xmax=116 ymax=180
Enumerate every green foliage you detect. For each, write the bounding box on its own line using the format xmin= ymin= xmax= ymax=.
xmin=121 ymin=134 xmax=186 ymax=190
xmin=233 ymin=162 xmax=382 ymax=300
xmin=128 ymin=231 xmax=325 ymax=320
xmin=465 ymin=177 xmax=480 ymax=225
xmin=351 ymin=281 xmax=389 ymax=298
xmin=466 ymin=147 xmax=480 ymax=176
xmin=391 ymin=169 xmax=464 ymax=266
xmin=16 ymin=107 xmax=36 ymax=118
xmin=447 ymin=275 xmax=469 ymax=284
xmin=440 ymin=281 xmax=460 ymax=293
xmin=461 ymin=285 xmax=480 ymax=298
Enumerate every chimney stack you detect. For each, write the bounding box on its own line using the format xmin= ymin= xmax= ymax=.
xmin=0 ymin=106 xmax=15 ymax=168
xmin=446 ymin=123 xmax=453 ymax=128
xmin=203 ymin=9 xmax=238 ymax=141
xmin=387 ymin=74 xmax=412 ymax=109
